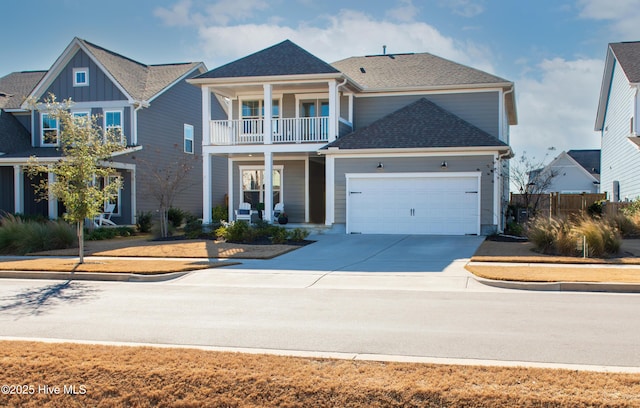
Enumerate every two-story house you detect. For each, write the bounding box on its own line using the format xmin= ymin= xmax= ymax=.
xmin=0 ymin=37 xmax=206 ymax=223
xmin=596 ymin=41 xmax=640 ymax=202
xmin=190 ymin=40 xmax=517 ymax=235
xmin=528 ymin=150 xmax=600 ymax=194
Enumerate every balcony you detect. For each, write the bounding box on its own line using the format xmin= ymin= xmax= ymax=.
xmin=209 ymin=117 xmax=331 ymax=146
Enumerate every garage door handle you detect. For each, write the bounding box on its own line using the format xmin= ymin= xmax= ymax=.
xmin=350 ymin=191 xmax=362 ymax=195
xmin=465 ymin=191 xmax=478 ymax=194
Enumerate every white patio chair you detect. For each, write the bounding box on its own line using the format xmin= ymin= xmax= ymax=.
xmin=273 ymin=202 xmax=284 ymax=220
xmin=234 ymin=202 xmax=252 ymax=222
xmin=94 ymin=203 xmax=117 ymax=227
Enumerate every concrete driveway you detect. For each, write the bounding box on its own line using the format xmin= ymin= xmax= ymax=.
xmin=221 ymin=234 xmax=485 ymax=273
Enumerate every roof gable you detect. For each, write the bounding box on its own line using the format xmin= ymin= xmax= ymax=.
xmin=567 ymin=149 xmax=600 ymax=175
xmin=26 ymin=37 xmax=204 ymax=105
xmin=610 ymin=42 xmax=640 ymax=83
xmin=196 ymin=40 xmax=340 ymax=79
xmin=325 ymin=97 xmax=508 ymax=150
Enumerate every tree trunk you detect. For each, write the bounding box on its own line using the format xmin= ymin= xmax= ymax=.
xmin=77 ymin=221 xmax=84 ymax=264
xmin=160 ymin=207 xmax=168 ymax=238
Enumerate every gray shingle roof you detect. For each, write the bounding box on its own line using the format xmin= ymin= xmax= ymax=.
xmin=610 ymin=42 xmax=640 ymax=83
xmin=332 ymin=52 xmax=510 ymax=90
xmin=567 ymin=149 xmax=600 ymax=175
xmin=0 ymin=71 xmax=46 ymax=109
xmin=79 ymin=39 xmax=202 ymax=101
xmin=196 ymin=40 xmax=340 ymax=79
xmin=325 ymin=98 xmax=508 ymax=150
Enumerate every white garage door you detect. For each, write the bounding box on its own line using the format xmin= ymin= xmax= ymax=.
xmin=346 ymin=173 xmax=480 ymax=235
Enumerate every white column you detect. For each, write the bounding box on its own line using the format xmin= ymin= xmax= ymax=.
xmin=201 ymin=86 xmax=211 ymax=146
xmin=227 ymin=159 xmax=234 ymax=222
xmin=130 ymin=167 xmax=137 ymax=224
xmin=492 ymin=153 xmax=499 ymax=230
xmin=202 ymin=153 xmax=212 ymax=224
xmin=328 ymin=79 xmax=337 ymax=142
xmin=304 ymin=157 xmax=310 ymax=223
xmin=263 ymin=84 xmax=272 ymax=144
xmin=325 ymin=155 xmax=335 ymax=225
xmin=47 ymin=169 xmax=57 ymax=219
xmin=264 ymin=151 xmax=273 ymax=222
xmin=348 ymin=94 xmax=354 ymax=124
xmin=13 ymin=165 xmax=23 ymax=214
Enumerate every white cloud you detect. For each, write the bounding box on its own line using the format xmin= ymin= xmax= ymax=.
xmin=386 ymin=0 xmax=419 ymax=23
xmin=578 ymin=0 xmax=640 ymax=39
xmin=154 ymin=0 xmax=193 ymax=27
xmin=195 ymin=9 xmax=496 ymax=73
xmin=510 ymin=57 xmax=604 ymax=162
xmin=154 ymin=0 xmax=269 ymax=27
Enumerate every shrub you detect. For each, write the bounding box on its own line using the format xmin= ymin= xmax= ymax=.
xmin=587 ymin=200 xmax=606 ymax=217
xmin=168 ymin=207 xmax=186 ymax=228
xmin=212 ymin=205 xmax=228 ymax=223
xmin=288 ymin=228 xmax=310 ymax=242
xmin=86 ymin=226 xmax=135 ymax=241
xmin=0 ymin=214 xmax=76 ymax=255
xmin=526 ymin=217 xmax=560 ymax=254
xmin=216 ymin=220 xmax=250 ymax=243
xmin=136 ymin=211 xmax=153 ymax=233
xmin=271 ymin=227 xmax=289 ymax=244
xmin=607 ymin=213 xmax=639 ymax=238
xmin=505 ymin=221 xmax=524 ymax=237
xmin=183 ymin=215 xmax=204 ymax=239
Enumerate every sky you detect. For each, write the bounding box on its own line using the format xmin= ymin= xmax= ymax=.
xmin=2 ymin=0 xmax=639 ymax=164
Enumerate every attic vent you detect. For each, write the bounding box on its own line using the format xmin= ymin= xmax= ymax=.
xmin=359 ymin=67 xmax=366 ymax=74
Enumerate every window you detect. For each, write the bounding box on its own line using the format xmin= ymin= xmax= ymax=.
xmin=41 ymin=113 xmax=59 ymax=146
xmin=73 ymin=68 xmax=89 ymax=87
xmin=104 ymin=110 xmax=123 ymax=143
xmin=184 ymin=124 xmax=194 ymax=154
xmin=240 ymin=99 xmax=280 ymax=135
xmin=240 ymin=166 xmax=283 ymax=209
xmin=72 ymin=111 xmax=90 ymax=127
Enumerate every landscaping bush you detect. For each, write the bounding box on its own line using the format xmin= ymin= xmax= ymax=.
xmin=216 ymin=220 xmax=251 ymax=243
xmin=86 ymin=226 xmax=135 ymax=241
xmin=526 ymin=217 xmax=562 ymax=254
xmin=0 ymin=214 xmax=76 ymax=255
xmin=271 ymin=227 xmax=289 ymax=244
xmin=136 ymin=211 xmax=153 ymax=233
xmin=288 ymin=228 xmax=310 ymax=242
xmin=212 ymin=205 xmax=228 ymax=223
xmin=168 ymin=207 xmax=186 ymax=228
xmin=608 ymin=213 xmax=639 ymax=238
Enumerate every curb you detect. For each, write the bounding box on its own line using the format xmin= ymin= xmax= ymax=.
xmin=0 ymin=270 xmax=190 ymax=282
xmin=473 ymin=277 xmax=640 ymax=293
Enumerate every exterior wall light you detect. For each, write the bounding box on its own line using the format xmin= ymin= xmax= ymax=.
xmin=441 ymin=161 xmax=447 ymax=169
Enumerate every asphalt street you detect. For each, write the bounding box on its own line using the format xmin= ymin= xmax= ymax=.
xmin=0 ymin=234 xmax=638 ymax=370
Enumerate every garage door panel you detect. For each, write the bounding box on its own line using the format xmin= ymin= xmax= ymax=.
xmin=347 ymin=174 xmax=480 ymax=235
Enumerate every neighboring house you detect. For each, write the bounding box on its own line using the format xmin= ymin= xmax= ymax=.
xmin=529 ymin=150 xmax=601 ymax=194
xmin=596 ymin=41 xmax=640 ymax=202
xmin=190 ymin=40 xmax=517 ymax=235
xmin=0 ymin=37 xmax=206 ymax=223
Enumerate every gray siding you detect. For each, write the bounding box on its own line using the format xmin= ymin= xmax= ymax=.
xmin=0 ymin=167 xmax=14 ymax=213
xmin=127 ymin=70 xmax=204 ymax=216
xmin=45 ymin=49 xmax=127 ymax=102
xmin=353 ymin=92 xmax=500 ymax=138
xmin=211 ymin=156 xmax=229 ymax=208
xmin=333 ymin=155 xmax=497 ymax=231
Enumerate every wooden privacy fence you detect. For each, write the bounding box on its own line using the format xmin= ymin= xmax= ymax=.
xmin=510 ymin=193 xmax=610 ymax=219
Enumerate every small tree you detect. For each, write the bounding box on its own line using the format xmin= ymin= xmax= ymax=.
xmin=137 ymin=149 xmax=199 ymax=238
xmin=26 ymin=95 xmax=126 ymax=263
xmin=510 ymin=148 xmax=558 ymax=219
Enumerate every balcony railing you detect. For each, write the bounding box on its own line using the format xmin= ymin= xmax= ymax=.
xmin=209 ymin=117 xmax=330 ymax=145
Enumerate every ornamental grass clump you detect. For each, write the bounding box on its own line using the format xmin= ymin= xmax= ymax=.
xmin=0 ymin=213 xmax=76 ymax=255
xmin=526 ymin=215 xmax=621 ymax=258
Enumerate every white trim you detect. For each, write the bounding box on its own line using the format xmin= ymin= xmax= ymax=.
xmin=227 ymin=158 xmax=234 ymax=222
xmin=325 ymin=155 xmax=335 ymax=225
xmin=304 ymin=157 xmax=310 ymax=223
xmin=355 ymin=86 xmax=507 ymax=98
xmin=237 ymin=164 xmax=284 ymax=215
xmin=14 ymin=165 xmax=23 ymax=214
xmin=201 ymin=86 xmax=211 ymax=145
xmin=130 ymin=167 xmax=137 ymax=224
xmin=68 ymin=101 xmax=128 ymax=110
xmin=72 ymin=67 xmax=89 ymax=87
xmin=321 ymin=149 xmax=506 ymax=158
xmin=344 ymin=172 xmax=482 ymax=235
xmin=203 ymin=143 xmax=327 ymax=155
xmin=47 ymin=170 xmax=57 ymax=219
xmin=202 ymin=153 xmax=212 ymax=224
xmin=492 ymin=153 xmax=499 ymax=227
xmin=103 ymin=109 xmax=124 ymax=142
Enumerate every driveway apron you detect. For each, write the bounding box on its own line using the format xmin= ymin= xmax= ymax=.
xmin=220 ymin=234 xmax=485 ymax=273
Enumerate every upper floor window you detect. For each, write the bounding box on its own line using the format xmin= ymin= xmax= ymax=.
xmin=72 ymin=111 xmax=90 ymax=127
xmin=41 ymin=113 xmax=59 ymax=146
xmin=73 ymin=67 xmax=89 ymax=87
xmin=104 ymin=110 xmax=123 ymax=143
xmin=184 ymin=124 xmax=194 ymax=154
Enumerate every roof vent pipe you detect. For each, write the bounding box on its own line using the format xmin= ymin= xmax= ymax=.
xmin=383 ymin=45 xmax=387 ymax=55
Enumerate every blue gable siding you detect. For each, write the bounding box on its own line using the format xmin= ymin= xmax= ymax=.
xmin=44 ymin=49 xmax=127 ymax=102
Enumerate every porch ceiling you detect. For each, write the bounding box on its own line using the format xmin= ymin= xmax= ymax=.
xmin=210 ymin=81 xmax=335 ymax=99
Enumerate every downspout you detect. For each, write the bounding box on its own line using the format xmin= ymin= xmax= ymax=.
xmin=336 ymin=77 xmax=349 ymax=136
xmin=132 ymin=101 xmax=149 ymax=146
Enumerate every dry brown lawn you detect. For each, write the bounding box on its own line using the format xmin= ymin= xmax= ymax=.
xmin=0 ymin=258 xmax=233 ymax=274
xmin=0 ymin=341 xmax=638 ymax=407
xmin=466 ymin=264 xmax=640 ymax=283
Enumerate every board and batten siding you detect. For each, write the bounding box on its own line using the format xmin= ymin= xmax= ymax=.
xmin=44 ymin=49 xmax=127 ymax=102
xmin=353 ymin=92 xmax=500 ymax=138
xmin=601 ymin=60 xmax=640 ymax=201
xmin=333 ymin=155 xmax=497 ymax=233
